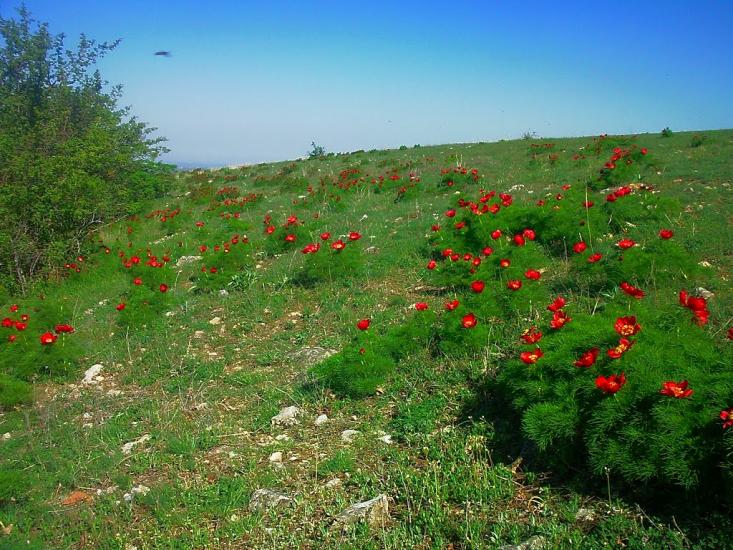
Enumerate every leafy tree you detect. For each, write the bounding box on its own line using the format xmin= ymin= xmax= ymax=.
xmin=0 ymin=6 xmax=171 ymax=293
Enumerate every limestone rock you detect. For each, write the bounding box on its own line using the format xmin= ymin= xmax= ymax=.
xmin=334 ymin=494 xmax=389 ymax=527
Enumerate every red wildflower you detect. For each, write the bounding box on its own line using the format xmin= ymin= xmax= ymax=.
xmin=431 ymin=225 xmax=440 ymax=232
xmin=14 ymin=322 xmax=27 ymax=331
xmin=491 ymin=229 xmax=502 ymax=240
xmin=620 ymin=282 xmax=645 ymax=299
xmin=520 ymin=348 xmax=544 ymax=364
xmin=470 ymin=280 xmax=485 ymax=293
xmin=348 ymin=231 xmax=362 ymax=241
xmin=721 ymin=408 xmax=733 ymax=430
xmin=133 ymin=277 xmax=142 ymax=285
xmin=265 ymin=225 xmax=276 ymax=235
xmin=507 ymin=280 xmax=522 ymax=291
xmin=614 ymin=316 xmax=641 ymax=336
xmin=550 ymin=310 xmax=571 ymax=329
xmin=8 ymin=335 xmax=16 ymax=343
xmin=679 ymin=290 xmax=707 ymax=312
xmin=160 ymin=284 xmax=169 ymax=293
xmin=617 ymin=238 xmax=636 ymax=249
xmin=284 ymin=234 xmax=296 ymax=243
xmin=9 ymin=305 xmax=18 ymax=312
xmin=445 ymin=300 xmax=460 ymax=311
xmin=607 ymin=337 xmax=634 ymax=359
xmin=574 ymin=348 xmax=600 ymax=368
xmin=522 ymin=228 xmax=536 ymax=240
xmin=660 ymin=380 xmax=693 ymax=399
xmin=302 ymin=243 xmax=320 ymax=254
xmin=320 ymin=232 xmax=331 ymax=241
xmin=1 ymin=317 xmax=12 ymax=328
xmin=356 ymin=319 xmax=370 ymax=331
xmin=659 ymin=229 xmax=674 ymax=239
xmin=482 ymin=247 xmax=493 ymax=256
xmin=524 ymin=269 xmax=541 ymax=281
xmin=499 ymin=258 xmax=510 ymax=268
xmin=40 ymin=332 xmax=57 ymax=345
xmin=331 ymin=239 xmax=346 ymax=251
xmin=415 ymin=302 xmax=429 ymax=311
xmin=427 ymin=259 xmax=437 ymax=270
xmin=588 ymin=252 xmax=602 ymax=263
xmin=116 ymin=303 xmax=126 ymax=311
xmin=445 ymin=209 xmax=456 ymax=218
xmin=595 ymin=373 xmax=626 ymax=394
xmin=728 ymin=327 xmax=733 ymax=340
xmin=520 ymin=326 xmax=542 ymax=344
xmin=513 ymin=234 xmax=526 ymax=246
xmin=54 ymin=324 xmax=74 ymax=334
xmin=573 ymin=242 xmax=587 ymax=254
xmin=461 ymin=313 xmax=477 ymax=328
xmin=547 ymin=297 xmax=566 ymax=312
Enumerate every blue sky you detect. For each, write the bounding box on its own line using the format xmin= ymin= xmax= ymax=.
xmin=3 ymin=1 xmax=733 ymax=166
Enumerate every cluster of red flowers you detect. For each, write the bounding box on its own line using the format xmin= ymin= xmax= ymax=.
xmin=146 ymin=207 xmax=181 ymax=223
xmin=679 ymin=290 xmax=710 ymax=326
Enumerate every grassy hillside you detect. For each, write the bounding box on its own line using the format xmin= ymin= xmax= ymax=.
xmin=1 ymin=129 xmax=732 ymax=548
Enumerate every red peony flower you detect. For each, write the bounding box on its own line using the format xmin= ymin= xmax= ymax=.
xmin=470 ymin=280 xmax=485 ymax=293
xmin=356 ymin=319 xmax=370 ymax=331
xmin=348 ymin=231 xmax=362 ymax=241
xmin=573 ymin=242 xmax=587 ymax=254
xmin=721 ymin=408 xmax=733 ymax=430
xmin=461 ymin=313 xmax=477 ymax=328
xmin=513 ymin=234 xmax=526 ymax=246
xmin=133 ymin=277 xmax=142 ymax=285
xmin=431 ymin=225 xmax=440 ymax=232
xmin=116 ymin=303 xmax=126 ymax=311
xmin=9 ymin=305 xmax=18 ymax=312
xmin=40 ymin=331 xmax=57 ymax=345
xmin=660 ymin=380 xmax=693 ymax=399
xmin=284 ymin=234 xmax=296 ymax=242
xmin=331 ymin=239 xmax=346 ymax=251
xmin=1 ymin=317 xmax=12 ymax=328
xmin=160 ymin=283 xmax=169 ymax=293
xmin=728 ymin=327 xmax=733 ymax=340
xmin=265 ymin=225 xmax=276 ymax=234
xmin=445 ymin=209 xmax=456 ymax=218
xmin=522 ymin=228 xmax=536 ymax=240
xmin=617 ymin=238 xmax=636 ymax=250
xmin=620 ymin=282 xmax=645 ymax=299
xmin=482 ymin=247 xmax=493 ymax=256
xmin=320 ymin=232 xmax=331 ymax=241
xmin=614 ymin=316 xmax=641 ymax=336
xmin=595 ymin=373 xmax=626 ymax=394
xmin=445 ymin=299 xmax=460 ymax=311
xmin=574 ymin=348 xmax=600 ymax=368
xmin=499 ymin=258 xmax=510 ymax=268
xmin=491 ymin=229 xmax=502 ymax=240
xmin=607 ymin=337 xmax=634 ymax=359
xmin=427 ymin=259 xmax=437 ymax=270
xmin=550 ymin=310 xmax=571 ymax=329
xmin=547 ymin=297 xmax=566 ymax=312
xmin=54 ymin=324 xmax=74 ymax=334
xmin=588 ymin=252 xmax=602 ymax=263
xmin=659 ymin=229 xmax=674 ymax=239
xmin=415 ymin=302 xmax=429 ymax=311
xmin=520 ymin=326 xmax=542 ymax=344
xmin=15 ymin=322 xmax=27 ymax=331
xmin=8 ymin=334 xmax=16 ymax=343
xmin=525 ymin=269 xmax=541 ymax=281
xmin=520 ymin=348 xmax=544 ymax=364
xmin=507 ymin=280 xmax=522 ymax=291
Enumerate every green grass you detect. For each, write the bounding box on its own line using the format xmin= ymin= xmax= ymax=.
xmin=0 ymin=129 xmax=732 ymax=548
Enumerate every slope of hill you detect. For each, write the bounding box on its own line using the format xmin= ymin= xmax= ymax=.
xmin=1 ymin=129 xmax=732 ymax=548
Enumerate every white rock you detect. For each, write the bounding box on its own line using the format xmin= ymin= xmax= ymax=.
xmin=341 ymin=429 xmax=360 ymax=443
xmin=275 ymin=434 xmax=290 ymax=441
xmin=2 ymin=432 xmax=10 ymax=441
xmin=271 ymin=406 xmax=301 ymax=427
xmin=325 ymin=478 xmax=342 ymax=489
xmin=249 ymin=489 xmax=293 ymax=512
xmin=314 ymin=414 xmax=328 ymax=426
xmin=334 ymin=494 xmax=389 ymax=526
xmin=123 ymin=484 xmax=150 ymax=504
xmin=219 ymin=289 xmax=229 ymax=297
xmin=209 ymin=317 xmax=222 ymax=325
xmin=194 ymin=330 xmax=205 ymax=338
xmin=121 ymin=434 xmax=151 ymax=455
xmin=107 ymin=389 xmax=122 ymax=397
xmin=378 ymin=434 xmax=393 ymax=445
xmin=269 ymin=451 xmax=283 ymax=463
xmin=82 ymin=364 xmax=104 ymax=384
xmin=175 ymin=255 xmax=202 ymax=267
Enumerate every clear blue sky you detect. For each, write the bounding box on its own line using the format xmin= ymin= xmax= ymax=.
xmin=3 ymin=0 xmax=733 ymax=166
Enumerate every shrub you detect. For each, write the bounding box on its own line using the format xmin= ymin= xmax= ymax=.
xmin=661 ymin=127 xmax=673 ymax=137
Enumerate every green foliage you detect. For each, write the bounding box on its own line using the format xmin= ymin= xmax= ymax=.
xmin=310 ymin=345 xmax=394 ymax=397
xmin=0 ymin=373 xmax=33 ymax=408
xmin=0 ymin=8 xmax=170 ymax=293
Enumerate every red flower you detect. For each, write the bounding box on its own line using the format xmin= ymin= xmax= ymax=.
xmin=617 ymin=238 xmax=636 ymax=250
xmin=54 ymin=324 xmax=74 ymax=334
xmin=427 ymin=259 xmax=437 ymax=270
xmin=8 ymin=334 xmax=16 ymax=343
xmin=356 ymin=319 xmax=370 ymax=331
xmin=284 ymin=234 xmax=296 ymax=243
xmin=265 ymin=225 xmax=276 ymax=235
xmin=588 ymin=252 xmax=602 ymax=263
xmin=573 ymin=242 xmax=587 ymax=254
xmin=14 ymin=322 xmax=27 ymax=331
xmin=130 ymin=255 xmax=141 ymax=265
xmin=595 ymin=373 xmax=626 ymax=394
xmin=455 ymin=221 xmax=466 ymax=230
xmin=116 ymin=303 xmax=126 ymax=311
xmin=415 ymin=302 xmax=429 ymax=311
xmin=550 ymin=310 xmax=571 ymax=329
xmin=728 ymin=328 xmax=733 ymax=340
xmin=547 ymin=297 xmax=566 ymax=312
xmin=721 ymin=408 xmax=733 ymax=430
xmin=524 ymin=269 xmax=541 ymax=281
xmin=499 ymin=258 xmax=510 ymax=268
xmin=520 ymin=326 xmax=542 ymax=344
xmin=331 ymin=239 xmax=346 ymax=251
xmin=348 ymin=231 xmax=362 ymax=241
xmin=445 ymin=209 xmax=456 ymax=218
xmin=507 ymin=280 xmax=522 ymax=291
xmin=461 ymin=313 xmax=477 ymax=328
xmin=659 ymin=229 xmax=674 ymax=240
xmin=522 ymin=228 xmax=536 ymax=240
xmin=574 ymin=348 xmax=600 ymax=368
xmin=520 ymin=348 xmax=544 ymax=364
xmin=607 ymin=337 xmax=634 ymax=359
xmin=431 ymin=225 xmax=440 ymax=232
xmin=491 ymin=229 xmax=502 ymax=240
xmin=445 ymin=299 xmax=460 ymax=311
xmin=679 ymin=290 xmax=707 ymax=312
xmin=320 ymin=232 xmax=331 ymax=241
xmin=513 ymin=234 xmax=526 ymax=246
xmin=40 ymin=332 xmax=57 ymax=345
xmin=660 ymin=380 xmax=693 ymax=399
xmin=159 ymin=284 xmax=169 ymax=293
xmin=470 ymin=280 xmax=485 ymax=293
xmin=133 ymin=277 xmax=142 ymax=285
xmin=614 ymin=316 xmax=641 ymax=336
xmin=620 ymin=282 xmax=645 ymax=299
xmin=9 ymin=305 xmax=18 ymax=312
xmin=302 ymin=243 xmax=320 ymax=254
xmin=482 ymin=247 xmax=493 ymax=256
xmin=641 ymin=147 xmax=648 ymax=155
xmin=1 ymin=317 xmax=12 ymax=328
